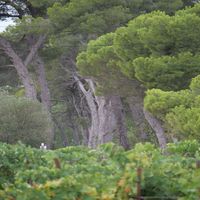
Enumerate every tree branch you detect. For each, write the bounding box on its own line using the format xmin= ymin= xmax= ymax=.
xmin=0 ymin=13 xmax=20 ymax=18
xmin=24 ymin=35 xmax=46 ymax=67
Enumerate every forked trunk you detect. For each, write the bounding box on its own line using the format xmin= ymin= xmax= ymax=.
xmin=75 ymin=77 xmax=129 ymax=149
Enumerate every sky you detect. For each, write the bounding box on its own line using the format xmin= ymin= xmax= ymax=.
xmin=0 ymin=19 xmax=15 ymax=32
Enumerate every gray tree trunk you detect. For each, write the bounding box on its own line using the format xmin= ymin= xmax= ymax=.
xmin=143 ymin=109 xmax=167 ymax=149
xmin=75 ymin=76 xmax=129 ymax=149
xmin=0 ymin=35 xmax=46 ymax=100
xmin=0 ymin=37 xmax=37 ymax=100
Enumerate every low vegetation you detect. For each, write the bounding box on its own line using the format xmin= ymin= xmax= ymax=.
xmin=0 ymin=141 xmax=200 ymax=200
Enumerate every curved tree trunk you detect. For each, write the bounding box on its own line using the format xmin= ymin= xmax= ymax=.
xmin=0 ymin=35 xmax=46 ymax=100
xmin=0 ymin=37 xmax=37 ymax=100
xmin=143 ymin=109 xmax=167 ymax=149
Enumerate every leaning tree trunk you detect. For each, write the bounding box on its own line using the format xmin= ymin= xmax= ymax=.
xmin=0 ymin=35 xmax=46 ymax=100
xmin=0 ymin=37 xmax=37 ymax=100
xmin=126 ymin=79 xmax=167 ymax=148
xmin=143 ymin=109 xmax=167 ymax=149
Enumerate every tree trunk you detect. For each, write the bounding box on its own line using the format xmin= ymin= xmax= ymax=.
xmin=74 ymin=77 xmax=99 ymax=148
xmin=35 ymin=54 xmax=51 ymax=110
xmin=94 ymin=95 xmax=116 ymax=146
xmin=0 ymin=35 xmax=46 ymax=100
xmin=75 ymin=76 xmax=129 ymax=149
xmin=143 ymin=109 xmax=167 ymax=149
xmin=35 ymin=54 xmax=55 ymax=148
xmin=0 ymin=37 xmax=37 ymax=100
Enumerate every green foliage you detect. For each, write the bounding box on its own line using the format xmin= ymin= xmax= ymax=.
xmin=77 ymin=4 xmax=200 ymax=93
xmin=144 ymin=89 xmax=194 ymax=119
xmin=77 ymin=33 xmax=136 ymax=96
xmin=0 ymin=142 xmax=200 ymax=199
xmin=3 ymin=16 xmax=51 ymax=41
xmin=122 ymin=6 xmax=200 ymax=89
xmin=134 ymin=52 xmax=200 ymax=90
xmin=144 ymin=74 xmax=200 ymax=141
xmin=166 ymin=106 xmax=200 ymax=140
xmin=0 ymin=92 xmax=52 ymax=147
xmin=0 ymin=142 xmax=47 ymax=189
xmin=189 ymin=74 xmax=200 ymax=95
xmin=167 ymin=140 xmax=200 ymax=157
xmin=48 ymin=0 xmax=132 ymax=35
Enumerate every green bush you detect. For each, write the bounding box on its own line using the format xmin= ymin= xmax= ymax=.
xmin=0 ymin=92 xmax=52 ymax=147
xmin=0 ymin=142 xmax=47 ymax=189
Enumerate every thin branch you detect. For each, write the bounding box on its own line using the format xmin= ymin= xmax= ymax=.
xmin=0 ymin=13 xmax=20 ymax=18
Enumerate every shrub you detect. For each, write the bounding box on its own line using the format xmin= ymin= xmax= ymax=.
xmin=0 ymin=92 xmax=52 ymax=147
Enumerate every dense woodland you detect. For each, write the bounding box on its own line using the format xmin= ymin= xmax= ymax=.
xmin=1 ymin=0 xmax=200 ymax=199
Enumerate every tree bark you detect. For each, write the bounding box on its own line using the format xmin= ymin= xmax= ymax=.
xmin=143 ymin=109 xmax=167 ymax=149
xmin=0 ymin=37 xmax=37 ymax=100
xmin=0 ymin=35 xmax=46 ymax=100
xmin=34 ymin=54 xmax=55 ymax=148
xmin=74 ymin=77 xmax=99 ymax=148
xmin=24 ymin=35 xmax=46 ymax=67
xmin=75 ymin=76 xmax=129 ymax=149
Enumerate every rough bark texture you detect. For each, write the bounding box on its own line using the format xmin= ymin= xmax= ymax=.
xmin=0 ymin=37 xmax=37 ymax=100
xmin=74 ymin=77 xmax=99 ymax=148
xmin=75 ymin=76 xmax=129 ymax=149
xmin=97 ymin=96 xmax=115 ymax=144
xmin=143 ymin=109 xmax=167 ymax=149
